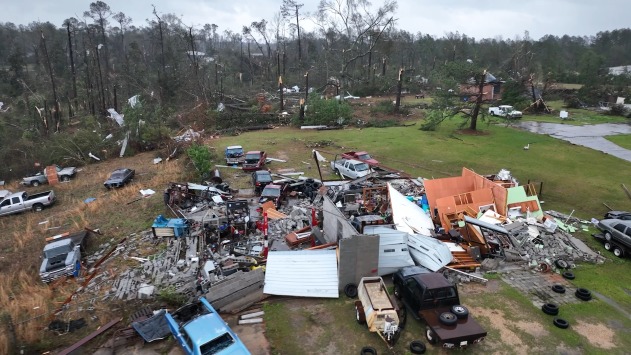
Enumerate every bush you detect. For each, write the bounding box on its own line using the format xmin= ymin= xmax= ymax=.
xmin=157 ymin=286 xmax=188 ymax=307
xmin=292 ymin=94 xmax=353 ymax=126
xmin=186 ymin=143 xmax=214 ymax=179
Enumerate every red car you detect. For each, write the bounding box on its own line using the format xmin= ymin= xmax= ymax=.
xmin=342 ymin=151 xmax=379 ymax=166
xmin=242 ymin=151 xmax=268 ymax=171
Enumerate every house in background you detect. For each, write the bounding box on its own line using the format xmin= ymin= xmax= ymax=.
xmin=459 ymin=72 xmax=503 ymax=102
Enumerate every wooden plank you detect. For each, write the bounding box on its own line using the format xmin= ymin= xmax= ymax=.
xmin=57 ymin=318 xmax=121 ymax=355
xmin=622 ymin=184 xmax=631 ymax=200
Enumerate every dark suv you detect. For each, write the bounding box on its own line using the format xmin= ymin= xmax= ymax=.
xmin=252 ymin=170 xmax=273 ymax=195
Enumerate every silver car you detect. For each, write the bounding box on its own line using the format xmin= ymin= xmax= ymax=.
xmin=597 ymin=219 xmax=631 ymax=257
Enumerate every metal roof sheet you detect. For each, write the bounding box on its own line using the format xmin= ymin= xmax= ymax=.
xmin=264 ymin=250 xmax=339 ymax=298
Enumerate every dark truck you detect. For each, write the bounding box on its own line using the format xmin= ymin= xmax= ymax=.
xmin=393 ymin=266 xmax=486 ymax=348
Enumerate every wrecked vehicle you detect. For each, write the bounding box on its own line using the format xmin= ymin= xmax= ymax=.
xmin=595 ymin=219 xmax=631 ymax=258
xmin=165 ymin=297 xmax=250 ymax=355
xmin=21 ymin=165 xmax=78 ymax=186
xmin=252 ymin=170 xmax=273 ymax=195
xmin=104 ymin=168 xmax=135 ymax=189
xmin=330 ymin=158 xmax=371 ymax=179
xmin=225 ymin=145 xmax=245 ymax=165
xmin=242 ymin=151 xmax=267 ymax=171
xmin=603 ymin=210 xmax=631 ymax=221
xmin=0 ymin=190 xmax=56 ymax=216
xmin=40 ymin=230 xmax=90 ymax=283
xmin=488 ymin=105 xmax=522 ymax=118
xmin=259 ymin=184 xmax=287 ymax=208
xmin=354 ymin=276 xmax=402 ymax=347
xmin=393 ymin=267 xmax=486 ymax=348
xmin=341 ymin=151 xmax=379 ymax=166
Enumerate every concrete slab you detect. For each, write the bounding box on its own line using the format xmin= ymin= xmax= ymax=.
xmin=501 ymin=269 xmax=583 ymax=308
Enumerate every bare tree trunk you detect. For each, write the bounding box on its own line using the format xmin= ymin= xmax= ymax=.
xmin=395 ymin=69 xmax=404 ymax=113
xmin=279 ymin=76 xmax=284 ymax=111
xmin=382 ymin=58 xmax=387 ymax=76
xmin=40 ymin=30 xmax=60 ymax=132
xmin=295 ymin=6 xmax=302 ymax=62
xmin=469 ymin=70 xmax=487 ymax=131
xmin=66 ymin=22 xmax=78 ymax=117
xmin=95 ymin=44 xmax=106 ymax=114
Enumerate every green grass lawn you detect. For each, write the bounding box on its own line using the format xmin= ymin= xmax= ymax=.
xmin=607 ymin=134 xmax=631 ymax=150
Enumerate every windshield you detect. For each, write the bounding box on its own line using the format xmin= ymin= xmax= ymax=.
xmin=226 ymin=148 xmax=243 ymax=156
xmin=200 ymin=333 xmax=235 ymax=355
xmin=44 ymin=244 xmax=73 ymax=258
xmin=355 ymin=163 xmax=370 ymax=172
xmin=245 ymin=153 xmax=260 ymax=160
xmin=357 ymin=153 xmax=372 ymax=160
xmin=256 ymin=172 xmax=272 ymax=182
xmin=111 ymin=172 xmax=125 ymax=179
xmin=262 ymin=186 xmax=281 ymax=197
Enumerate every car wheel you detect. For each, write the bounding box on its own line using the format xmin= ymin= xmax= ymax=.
xmin=61 ymin=175 xmax=70 ymax=182
xmin=344 ymin=283 xmax=358 ymax=298
xmin=554 ymin=259 xmax=569 ymax=269
xmin=393 ymin=284 xmax=402 ymax=299
xmin=425 ymin=328 xmax=438 ymax=345
xmin=613 ymin=246 xmax=624 ymax=258
xmin=356 ymin=305 xmax=365 ymax=325
xmin=553 ymin=317 xmax=569 ymax=329
xmin=562 ymin=271 xmax=575 ymax=280
xmin=32 ymin=204 xmax=44 ymax=212
xmin=605 ymin=232 xmax=612 ymax=241
xmin=575 ymin=288 xmax=592 ymax=301
xmin=438 ymin=312 xmax=458 ymax=326
xmin=359 ymin=346 xmax=377 ymax=355
xmin=409 ymin=340 xmax=426 ymax=354
xmin=451 ymin=305 xmax=469 ymax=319
xmin=32 ymin=181 xmax=40 ymax=187
xmin=542 ymin=303 xmax=559 ymax=315
xmin=551 ymin=284 xmax=566 ymax=294
xmin=604 ymin=242 xmax=612 ymax=251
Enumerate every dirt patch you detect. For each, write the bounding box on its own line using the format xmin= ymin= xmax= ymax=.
xmin=470 ymin=306 xmax=526 ymax=353
xmin=460 ymin=279 xmax=501 ymax=295
xmin=573 ymin=320 xmax=617 ymax=349
xmin=514 ymin=320 xmax=549 ymax=338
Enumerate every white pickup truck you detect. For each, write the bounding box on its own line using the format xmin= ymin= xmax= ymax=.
xmin=330 ymin=158 xmax=372 ymax=179
xmin=0 ymin=190 xmax=56 ymax=216
xmin=488 ymin=105 xmax=522 ymax=118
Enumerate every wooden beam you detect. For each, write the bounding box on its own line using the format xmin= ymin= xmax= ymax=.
xmin=57 ymin=318 xmax=121 ymax=355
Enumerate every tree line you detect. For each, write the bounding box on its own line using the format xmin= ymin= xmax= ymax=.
xmin=0 ymin=0 xmax=630 ymax=178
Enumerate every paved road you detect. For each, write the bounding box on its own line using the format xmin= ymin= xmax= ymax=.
xmin=516 ymin=122 xmax=631 ymax=163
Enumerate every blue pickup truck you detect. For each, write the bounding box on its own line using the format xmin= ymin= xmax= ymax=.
xmin=133 ymin=297 xmax=250 ymax=354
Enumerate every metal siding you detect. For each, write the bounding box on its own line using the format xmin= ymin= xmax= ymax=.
xmin=264 ymin=250 xmax=339 ymax=298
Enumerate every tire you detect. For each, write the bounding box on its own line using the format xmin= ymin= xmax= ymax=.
xmin=551 ymin=284 xmax=566 ymax=294
xmin=542 ymin=303 xmax=559 ymax=316
xmin=575 ymin=288 xmax=592 ymax=301
xmin=604 ymin=232 xmax=612 ymax=241
xmin=398 ymin=306 xmax=408 ymax=329
xmin=562 ymin=271 xmax=575 ymax=280
xmin=438 ymin=312 xmax=458 ymax=326
xmin=451 ymin=305 xmax=469 ymax=319
xmin=613 ymin=246 xmax=624 ymax=258
xmin=425 ymin=328 xmax=438 ymax=345
xmin=553 ymin=317 xmax=569 ymax=329
xmin=555 ymin=259 xmax=569 ymax=269
xmin=409 ymin=340 xmax=426 ymax=354
xmin=490 ymin=112 xmax=496 ymax=116
xmin=344 ymin=283 xmax=358 ymax=298
xmin=604 ymin=242 xmax=612 ymax=251
xmin=61 ymin=175 xmax=70 ymax=182
xmin=32 ymin=181 xmax=40 ymax=187
xmin=393 ymin=284 xmax=402 ymax=299
xmin=360 ymin=346 xmax=377 ymax=355
xmin=334 ymin=169 xmax=340 ymax=176
xmin=356 ymin=305 xmax=365 ymax=325
xmin=33 ymin=204 xmax=44 ymax=212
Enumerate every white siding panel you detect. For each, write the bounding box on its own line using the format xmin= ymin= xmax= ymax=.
xmin=264 ymin=250 xmax=339 ymax=298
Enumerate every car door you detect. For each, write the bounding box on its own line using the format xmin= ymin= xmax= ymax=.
xmin=0 ymin=199 xmax=11 ymax=216
xmin=403 ymin=278 xmax=422 ymax=313
xmin=9 ymin=196 xmax=24 ymax=213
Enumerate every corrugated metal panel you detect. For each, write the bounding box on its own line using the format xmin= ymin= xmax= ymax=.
xmin=264 ymin=250 xmax=339 ymax=298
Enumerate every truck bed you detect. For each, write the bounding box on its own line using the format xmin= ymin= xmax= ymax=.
xmin=363 ymin=279 xmax=395 ymax=310
xmin=421 ymin=307 xmax=486 ymax=343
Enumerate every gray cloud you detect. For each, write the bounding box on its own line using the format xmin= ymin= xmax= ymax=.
xmin=0 ymin=0 xmax=628 ymax=40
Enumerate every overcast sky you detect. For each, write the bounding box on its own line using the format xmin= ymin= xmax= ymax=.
xmin=1 ymin=0 xmax=629 ymax=40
